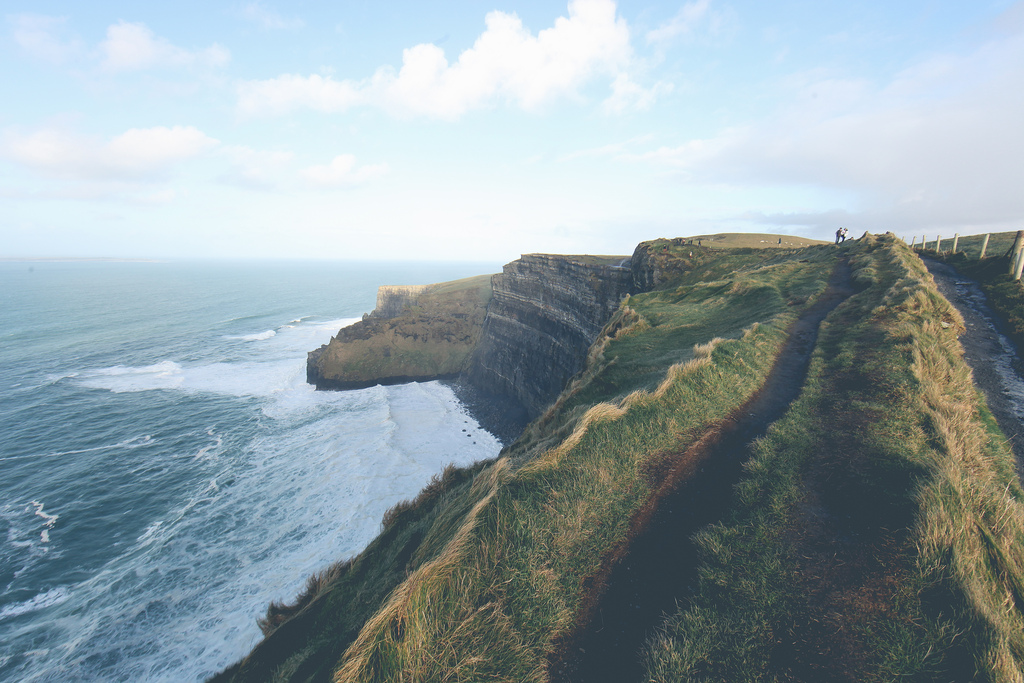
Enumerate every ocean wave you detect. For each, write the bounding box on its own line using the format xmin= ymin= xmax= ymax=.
xmin=193 ymin=428 xmax=223 ymax=460
xmin=223 ymin=330 xmax=276 ymax=342
xmin=0 ymin=586 xmax=69 ymax=620
xmin=77 ymin=362 xmax=184 ymax=393
xmin=30 ymin=502 xmax=59 ymax=544
xmin=0 ymin=435 xmax=154 ymax=462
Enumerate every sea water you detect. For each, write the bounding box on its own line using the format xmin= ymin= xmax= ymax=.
xmin=0 ymin=260 xmax=502 ymax=682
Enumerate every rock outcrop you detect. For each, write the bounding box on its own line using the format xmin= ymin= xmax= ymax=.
xmin=370 ymin=285 xmax=431 ymax=320
xmin=307 ymin=275 xmax=492 ymax=390
xmin=462 ymin=254 xmax=633 ymax=423
xmin=307 ymin=253 xmax=642 ymax=440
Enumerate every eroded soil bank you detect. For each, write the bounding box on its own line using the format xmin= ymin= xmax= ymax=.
xmin=925 ymin=258 xmax=1024 ymax=476
xmin=551 ymin=259 xmax=854 ymax=683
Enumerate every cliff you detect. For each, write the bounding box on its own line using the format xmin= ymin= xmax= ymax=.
xmin=306 ymin=275 xmax=492 ymax=390
xmin=307 ymin=254 xmax=637 ymax=437
xmin=462 ymin=253 xmax=633 ymax=423
xmin=219 ymin=235 xmax=1024 ymax=683
xmin=370 ymin=284 xmax=430 ymax=319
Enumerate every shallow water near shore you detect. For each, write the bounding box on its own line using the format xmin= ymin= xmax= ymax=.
xmin=0 ymin=259 xmax=501 ymax=682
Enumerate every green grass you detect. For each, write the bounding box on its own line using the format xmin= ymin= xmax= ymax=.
xmin=663 ymin=233 xmax=828 ymax=249
xmin=215 ymin=246 xmax=837 ymax=682
xmin=913 ymin=231 xmax=1019 ymax=260
xmin=329 ymin=249 xmax=838 ymax=682
xmin=423 ymin=273 xmax=494 ymax=303
xmin=313 ymin=274 xmax=492 ymax=384
xmin=218 ymin=234 xmax=1024 ymax=683
xmin=508 ymin=245 xmax=836 ymax=463
xmin=210 ymin=461 xmax=499 ymax=682
xmin=523 ymin=253 xmax=630 ymax=266
xmin=643 ymin=234 xmax=1024 ymax=682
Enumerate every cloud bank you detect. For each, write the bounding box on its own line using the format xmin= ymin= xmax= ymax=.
xmin=3 ymin=126 xmax=219 ymax=181
xmin=237 ymin=0 xmax=659 ymax=119
xmin=630 ymin=24 xmax=1024 ymax=233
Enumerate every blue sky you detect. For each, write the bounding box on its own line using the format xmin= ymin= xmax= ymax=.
xmin=2 ymin=0 xmax=1022 ymax=261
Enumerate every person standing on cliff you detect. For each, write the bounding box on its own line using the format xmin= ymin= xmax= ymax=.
xmin=835 ymin=228 xmax=843 ymax=245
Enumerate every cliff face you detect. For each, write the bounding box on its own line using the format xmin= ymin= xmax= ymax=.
xmin=306 ymin=254 xmax=642 ymax=439
xmin=629 ymin=238 xmax=698 ymax=291
xmin=370 ymin=285 xmax=430 ymax=319
xmin=307 ymin=275 xmax=492 ymax=390
xmin=463 ymin=254 xmax=633 ymax=421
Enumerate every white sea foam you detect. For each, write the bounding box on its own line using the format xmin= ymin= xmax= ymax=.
xmin=0 ymin=587 xmax=69 ymax=620
xmin=1 ymin=306 xmax=500 ymax=682
xmin=77 ymin=361 xmax=185 ymax=392
xmin=75 ymin=318 xmax=359 ymax=398
xmin=193 ymin=429 xmax=223 ymax=460
xmin=223 ymin=330 xmax=276 ymax=342
xmin=30 ymin=502 xmax=58 ymax=544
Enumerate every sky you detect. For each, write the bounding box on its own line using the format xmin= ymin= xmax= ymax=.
xmin=2 ymin=0 xmax=1023 ymax=262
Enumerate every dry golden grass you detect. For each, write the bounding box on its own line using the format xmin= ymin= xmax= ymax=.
xmin=326 ymin=252 xmax=838 ymax=682
xmin=643 ymin=234 xmax=1024 ymax=682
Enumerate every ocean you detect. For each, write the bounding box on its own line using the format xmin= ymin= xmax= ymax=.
xmin=0 ymin=260 xmax=503 ymax=682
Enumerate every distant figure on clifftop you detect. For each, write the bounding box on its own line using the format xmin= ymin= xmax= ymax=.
xmin=835 ymin=227 xmax=848 ymax=244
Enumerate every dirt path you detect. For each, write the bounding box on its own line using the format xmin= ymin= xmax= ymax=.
xmin=924 ymin=258 xmax=1024 ymax=476
xmin=550 ymin=259 xmax=854 ymax=683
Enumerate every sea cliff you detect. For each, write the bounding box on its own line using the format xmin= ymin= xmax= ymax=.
xmin=462 ymin=253 xmax=633 ymax=423
xmin=307 ymin=253 xmax=637 ymax=439
xmin=218 ymin=234 xmax=1024 ymax=683
xmin=306 ymin=275 xmax=491 ymax=390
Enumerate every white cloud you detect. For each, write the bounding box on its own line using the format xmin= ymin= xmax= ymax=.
xmin=238 ymin=0 xmax=662 ymax=119
xmin=646 ymin=0 xmax=733 ymax=45
xmin=629 ymin=28 xmax=1024 ymax=233
xmin=239 ymin=3 xmax=304 ymax=30
xmin=3 ymin=125 xmax=220 ymax=181
xmin=9 ymin=14 xmax=82 ymax=64
xmin=100 ymin=21 xmax=229 ymax=71
xmin=301 ymin=155 xmax=388 ymax=187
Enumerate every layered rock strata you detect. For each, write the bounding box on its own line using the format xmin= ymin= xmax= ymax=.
xmin=463 ymin=254 xmax=633 ymax=422
xmin=307 ymin=254 xmax=640 ymax=439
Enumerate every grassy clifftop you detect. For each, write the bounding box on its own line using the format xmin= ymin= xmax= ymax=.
xmin=220 ymin=235 xmax=1024 ymax=682
xmin=308 ymin=274 xmax=492 ymax=388
xmin=218 ymin=242 xmax=840 ymax=681
xmin=645 ymin=235 xmax=1024 ymax=681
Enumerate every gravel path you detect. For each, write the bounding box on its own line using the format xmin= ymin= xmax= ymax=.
xmin=924 ymin=258 xmax=1024 ymax=477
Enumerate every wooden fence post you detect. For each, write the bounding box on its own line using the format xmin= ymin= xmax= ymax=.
xmin=936 ymin=235 xmax=942 ymax=253
xmin=1009 ymin=231 xmax=1024 ymax=275
xmin=952 ymin=233 xmax=959 ymax=253
xmin=910 ymin=236 xmax=917 ymax=249
xmin=980 ymin=234 xmax=990 ymax=259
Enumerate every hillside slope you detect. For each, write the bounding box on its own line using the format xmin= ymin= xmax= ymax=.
xmin=644 ymin=235 xmax=1024 ymax=682
xmin=216 ymin=234 xmax=1024 ymax=682
xmin=215 ymin=241 xmax=839 ymax=680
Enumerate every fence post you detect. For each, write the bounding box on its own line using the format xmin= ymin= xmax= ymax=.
xmin=910 ymin=236 xmax=917 ymax=249
xmin=979 ymin=233 xmax=990 ymax=259
xmin=952 ymin=233 xmax=959 ymax=253
xmin=1009 ymin=231 xmax=1024 ymax=275
xmin=936 ymin=235 xmax=942 ymax=253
